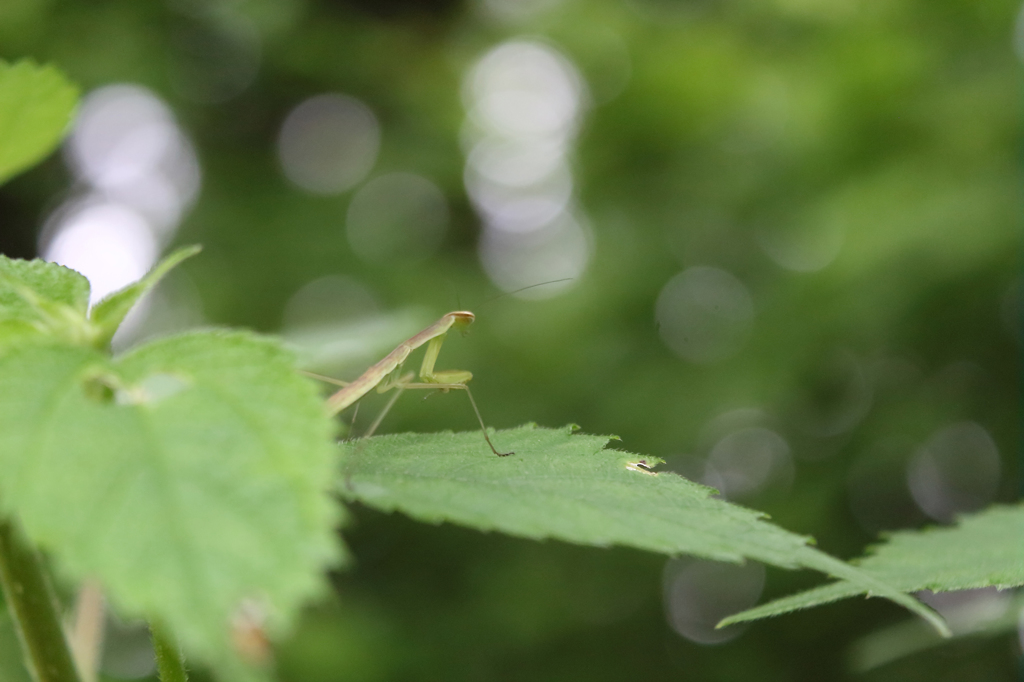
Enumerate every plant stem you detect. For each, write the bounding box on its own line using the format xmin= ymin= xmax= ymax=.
xmin=68 ymin=580 xmax=105 ymax=682
xmin=151 ymin=623 xmax=188 ymax=682
xmin=0 ymin=516 xmax=82 ymax=682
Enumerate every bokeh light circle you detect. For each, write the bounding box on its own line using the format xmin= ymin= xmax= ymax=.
xmin=464 ymin=159 xmax=572 ymax=234
xmin=466 ymin=39 xmax=584 ymax=139
xmin=757 ymin=212 xmax=845 ymax=272
xmin=42 ymin=200 xmax=159 ymax=306
xmin=663 ymin=558 xmax=765 ymax=645
xmin=68 ymin=85 xmax=179 ymax=189
xmin=66 ymin=84 xmax=201 ymax=233
xmin=283 ymin=275 xmax=379 ymax=329
xmin=278 ymin=94 xmax=380 ymax=194
xmin=479 ymin=212 xmax=587 ymax=298
xmin=704 ymin=427 xmax=793 ymax=500
xmin=907 ymin=421 xmax=1001 ymax=522
xmin=346 ymin=173 xmax=449 ymax=263
xmin=655 ymin=266 xmax=755 ymax=364
xmin=467 ymin=136 xmax=568 ymax=188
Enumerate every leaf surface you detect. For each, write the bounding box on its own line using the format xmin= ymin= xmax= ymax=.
xmin=847 ymin=590 xmax=1024 ymax=673
xmin=0 ymin=608 xmax=31 ymax=682
xmin=0 ymin=256 xmax=91 ymax=348
xmin=0 ymin=60 xmax=77 ymax=185
xmin=89 ymin=245 xmax=202 ymax=347
xmin=338 ymin=425 xmax=948 ymax=634
xmin=720 ymin=504 xmax=1024 ymax=628
xmin=0 ymin=331 xmax=343 ymax=672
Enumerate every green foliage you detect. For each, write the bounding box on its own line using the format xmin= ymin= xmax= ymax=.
xmin=0 ymin=609 xmax=32 ymax=682
xmin=848 ymin=590 xmax=1024 ymax=673
xmin=0 ymin=256 xmax=91 ymax=349
xmin=0 ymin=60 xmax=77 ymax=186
xmin=0 ymin=518 xmax=81 ymax=682
xmin=88 ymin=244 xmax=203 ymax=348
xmin=0 ymin=253 xmax=344 ymax=676
xmin=338 ymin=425 xmax=948 ymax=635
xmin=0 ymin=3 xmax=1018 ymax=678
xmin=721 ymin=504 xmax=1024 ymax=628
xmin=0 ymin=245 xmax=201 ymax=352
xmin=341 ymin=426 xmax=809 ymax=562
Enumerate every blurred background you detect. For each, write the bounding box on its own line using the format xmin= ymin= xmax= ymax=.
xmin=0 ymin=0 xmax=1020 ymax=679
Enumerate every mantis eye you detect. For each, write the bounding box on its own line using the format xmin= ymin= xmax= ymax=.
xmin=449 ymin=311 xmax=475 ymax=332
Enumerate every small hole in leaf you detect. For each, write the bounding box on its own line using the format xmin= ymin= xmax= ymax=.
xmin=81 ymin=374 xmax=117 ymax=403
xmin=114 ymin=373 xmax=190 ymax=406
xmin=231 ymin=597 xmax=271 ymax=666
xmin=627 ymin=460 xmax=657 ymax=475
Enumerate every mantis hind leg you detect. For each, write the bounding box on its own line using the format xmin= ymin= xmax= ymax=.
xmin=460 ymin=384 xmax=513 ymax=457
xmin=363 ymin=372 xmax=414 ymax=439
xmin=395 ymin=381 xmax=512 ymax=457
xmin=300 ymin=370 xmax=359 ymax=438
xmin=299 ymin=370 xmax=351 ymax=388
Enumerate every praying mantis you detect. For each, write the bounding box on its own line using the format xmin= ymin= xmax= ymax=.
xmin=308 ymin=310 xmax=513 ymax=456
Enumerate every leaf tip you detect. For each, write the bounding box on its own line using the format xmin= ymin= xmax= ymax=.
xmin=715 ymin=613 xmax=745 ymax=629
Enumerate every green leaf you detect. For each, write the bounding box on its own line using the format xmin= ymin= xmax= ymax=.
xmin=720 ymin=504 xmax=1024 ymax=628
xmin=0 ymin=608 xmax=32 ymax=682
xmin=0 ymin=255 xmax=91 ymax=349
xmin=89 ymin=245 xmax=202 ymax=348
xmin=0 ymin=60 xmax=78 ymax=185
xmin=338 ymin=425 xmax=949 ymax=635
xmin=847 ymin=590 xmax=1024 ymax=673
xmin=0 ymin=257 xmax=90 ymax=313
xmin=0 ymin=330 xmax=343 ymax=674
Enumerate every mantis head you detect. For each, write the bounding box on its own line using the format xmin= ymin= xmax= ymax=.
xmin=449 ymin=311 xmax=475 ymax=335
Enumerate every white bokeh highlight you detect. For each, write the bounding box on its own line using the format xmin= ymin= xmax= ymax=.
xmin=704 ymin=427 xmax=794 ymax=500
xmin=907 ymin=421 xmax=1001 ymax=522
xmin=43 ymin=201 xmax=158 ymax=305
xmin=277 ymin=94 xmax=380 ymax=195
xmin=466 ymin=40 xmax=583 ymax=139
xmin=464 ymin=38 xmax=589 ymax=298
xmin=64 ymin=84 xmax=201 ymax=235
xmin=757 ymin=212 xmax=845 ymax=273
xmin=917 ymin=588 xmax=1013 ymax=635
xmin=663 ymin=558 xmax=765 ymax=645
xmin=1014 ymin=1 xmax=1024 ymax=63
xmin=44 ymin=84 xmax=201 ymax=312
xmin=465 ymin=154 xmax=572 ymax=233
xmin=479 ymin=212 xmax=587 ymax=299
xmin=656 ymin=266 xmax=755 ymax=364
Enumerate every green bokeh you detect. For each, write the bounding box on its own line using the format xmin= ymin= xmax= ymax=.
xmin=0 ymin=0 xmax=1018 ymax=679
